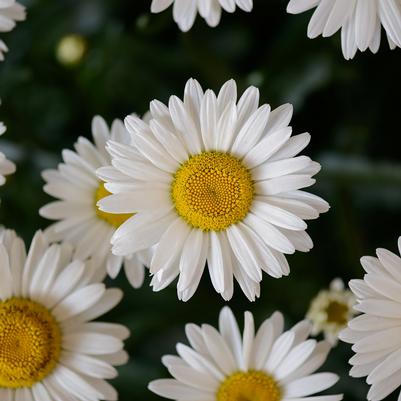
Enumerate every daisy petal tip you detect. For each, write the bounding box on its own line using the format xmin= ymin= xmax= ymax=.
xmin=38 ymin=206 xmax=47 ymax=218
xmin=124 ymin=114 xmax=143 ymax=133
xmin=148 ymin=379 xmax=161 ymax=393
xmin=222 ymin=292 xmax=233 ymax=301
xmin=111 ymin=244 xmax=126 ymax=257
xmin=92 ymin=114 xmax=104 ymax=128
xmin=286 ymin=0 xmax=302 ymax=14
xmin=221 ymin=305 xmax=233 ymax=316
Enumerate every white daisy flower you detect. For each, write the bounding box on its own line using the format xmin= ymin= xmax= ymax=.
xmin=340 ymin=237 xmax=401 ymax=401
xmin=307 ymin=278 xmax=356 ymax=345
xmin=149 ymin=306 xmax=342 ymax=401
xmin=286 ymin=0 xmax=401 ymax=60
xmin=0 ymin=120 xmax=16 ymax=185
xmin=98 ymin=78 xmax=329 ymax=301
xmin=40 ymin=116 xmax=150 ymax=289
xmin=0 ymin=0 xmax=26 ymax=61
xmin=0 ymin=228 xmax=129 ymax=401
xmin=150 ymin=0 xmax=253 ymax=32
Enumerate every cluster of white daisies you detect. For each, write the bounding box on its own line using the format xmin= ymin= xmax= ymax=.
xmin=150 ymin=0 xmax=401 ymax=60
xmin=0 ymin=2 xmax=401 ymax=401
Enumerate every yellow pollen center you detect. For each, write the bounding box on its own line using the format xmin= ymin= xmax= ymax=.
xmin=0 ymin=298 xmax=62 ymax=388
xmin=171 ymin=152 xmax=254 ymax=231
xmin=95 ymin=182 xmax=133 ymax=228
xmin=217 ymin=370 xmax=282 ymax=401
xmin=325 ymin=301 xmax=349 ymax=325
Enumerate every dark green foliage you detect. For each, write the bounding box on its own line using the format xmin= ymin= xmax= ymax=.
xmin=0 ymin=0 xmax=400 ymax=399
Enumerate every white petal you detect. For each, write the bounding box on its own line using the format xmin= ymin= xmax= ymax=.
xmin=168 ymin=364 xmax=218 ymax=391
xmin=169 ymin=95 xmax=202 ymax=154
xmin=322 ymin=0 xmax=356 ymax=37
xmin=207 ymin=231 xmax=228 ymax=294
xmin=177 ymin=229 xmax=207 ymax=292
xmin=231 ymin=104 xmax=270 ymax=156
xmin=52 ymin=283 xmax=105 ymax=321
xmin=63 ymin=332 xmax=123 ymax=355
xmin=249 ymin=317 xmax=275 ymax=370
xmin=244 ymin=213 xmax=295 ymax=254
xmin=176 ymin=343 xmax=225 ymax=381
xmin=276 ymin=339 xmax=316 ymax=380
xmin=219 ymin=307 xmax=243 ymax=367
xmin=0 ymin=244 xmax=12 ymax=299
xmin=287 ymin=0 xmax=319 ymax=14
xmin=265 ymin=331 xmax=295 ymax=371
xmin=200 ymin=89 xmax=218 ymax=151
xmin=149 ymin=379 xmax=214 ymax=401
xmin=61 ymin=351 xmax=118 ymax=379
xmin=367 ymin=347 xmax=401 ymax=385
xmin=151 ymin=0 xmax=174 ymax=13
xmin=201 ymin=324 xmax=237 ymax=374
xmin=285 ymin=372 xmax=339 ymax=397
xmin=352 ymin=327 xmax=401 ymax=353
xmin=151 ymin=218 xmax=190 ymax=274
xmin=241 ymin=311 xmax=255 ymax=371
xmin=49 ymin=365 xmax=104 ymax=400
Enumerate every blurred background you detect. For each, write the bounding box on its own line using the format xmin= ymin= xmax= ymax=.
xmin=0 ymin=0 xmax=401 ymax=399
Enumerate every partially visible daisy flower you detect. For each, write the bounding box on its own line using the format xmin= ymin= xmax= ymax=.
xmin=151 ymin=0 xmax=253 ymax=32
xmin=307 ymin=278 xmax=356 ymax=345
xmin=40 ymin=116 xmax=150 ymax=289
xmin=98 ymin=78 xmax=329 ymax=301
xmin=0 ymin=119 xmax=16 ymax=185
xmin=340 ymin=237 xmax=401 ymax=401
xmin=0 ymin=228 xmax=128 ymax=401
xmin=0 ymin=0 xmax=26 ymax=61
xmin=149 ymin=306 xmax=342 ymax=401
xmin=286 ymin=0 xmax=401 ymax=60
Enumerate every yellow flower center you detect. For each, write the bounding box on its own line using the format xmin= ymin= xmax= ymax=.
xmin=326 ymin=301 xmax=349 ymax=325
xmin=217 ymin=370 xmax=282 ymax=401
xmin=0 ymin=298 xmax=62 ymax=388
xmin=171 ymin=152 xmax=254 ymax=231
xmin=95 ymin=182 xmax=133 ymax=228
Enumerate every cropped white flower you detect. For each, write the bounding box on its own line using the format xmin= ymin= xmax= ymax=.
xmin=0 ymin=121 xmax=15 ymax=185
xmin=0 ymin=0 xmax=25 ymax=60
xmin=340 ymin=237 xmax=401 ymax=401
xmin=40 ymin=116 xmax=149 ymax=289
xmin=149 ymin=306 xmax=342 ymax=401
xmin=0 ymin=229 xmax=128 ymax=401
xmin=151 ymin=0 xmax=253 ymax=32
xmin=98 ymin=78 xmax=329 ymax=301
xmin=287 ymin=0 xmax=401 ymax=59
xmin=307 ymin=278 xmax=356 ymax=345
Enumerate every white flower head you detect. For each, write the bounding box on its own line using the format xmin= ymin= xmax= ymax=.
xmin=307 ymin=278 xmax=356 ymax=345
xmin=151 ymin=0 xmax=253 ymax=32
xmin=40 ymin=115 xmax=150 ymax=289
xmin=0 ymin=0 xmax=26 ymax=61
xmin=98 ymin=78 xmax=329 ymax=302
xmin=340 ymin=237 xmax=401 ymax=401
xmin=286 ymin=0 xmax=401 ymax=60
xmin=149 ymin=306 xmax=342 ymax=401
xmin=0 ymin=118 xmax=16 ymax=185
xmin=0 ymin=228 xmax=128 ymax=401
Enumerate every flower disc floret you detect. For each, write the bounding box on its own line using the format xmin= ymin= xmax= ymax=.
xmin=325 ymin=300 xmax=349 ymax=325
xmin=217 ymin=370 xmax=281 ymax=401
xmin=0 ymin=298 xmax=61 ymax=388
xmin=171 ymin=151 xmax=254 ymax=231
